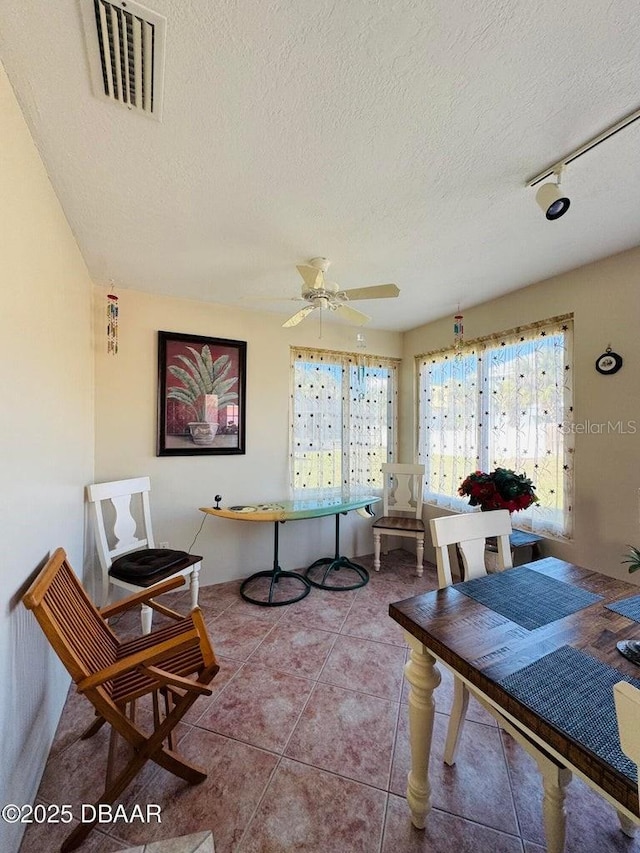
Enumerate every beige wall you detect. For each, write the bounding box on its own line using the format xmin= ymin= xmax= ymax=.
xmin=93 ymin=287 xmax=403 ymax=585
xmin=0 ymin=63 xmax=94 ymax=851
xmin=401 ymin=247 xmax=640 ymax=578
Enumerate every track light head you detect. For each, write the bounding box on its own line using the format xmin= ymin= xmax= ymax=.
xmin=536 ymin=182 xmax=570 ymax=219
xmin=535 ymin=166 xmax=570 ymax=220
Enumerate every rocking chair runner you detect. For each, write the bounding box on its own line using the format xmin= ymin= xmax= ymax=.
xmin=23 ymin=548 xmax=219 ymax=853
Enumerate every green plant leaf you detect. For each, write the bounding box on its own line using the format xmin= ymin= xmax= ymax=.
xmin=216 ymin=393 xmax=238 ymax=407
xmin=211 ymin=377 xmax=238 ymax=397
xmin=185 ymin=347 xmax=214 ymax=393
xmin=168 ymin=365 xmax=203 ymax=400
xmin=212 ymin=354 xmax=230 ymax=374
xmin=622 ymin=545 xmax=640 ymax=572
xmin=201 ymin=345 xmax=214 ymax=379
xmin=172 ymin=357 xmax=207 ymax=397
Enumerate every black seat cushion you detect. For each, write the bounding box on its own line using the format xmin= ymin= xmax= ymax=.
xmin=109 ymin=549 xmax=197 ymax=582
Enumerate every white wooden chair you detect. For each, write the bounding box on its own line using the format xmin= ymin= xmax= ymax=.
xmin=614 ymin=681 xmax=640 ymax=838
xmin=429 ymin=508 xmax=513 ymax=588
xmin=430 ymin=509 xmax=573 ymax=852
xmin=373 ymin=463 xmax=425 ymax=576
xmin=86 ymin=476 xmax=201 ymax=633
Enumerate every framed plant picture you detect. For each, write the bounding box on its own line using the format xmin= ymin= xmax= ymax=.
xmin=157 ymin=331 xmax=246 ymax=456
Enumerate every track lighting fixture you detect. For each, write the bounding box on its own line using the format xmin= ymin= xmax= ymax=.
xmin=535 ymin=166 xmax=570 ymax=220
xmin=527 ymin=103 xmax=640 ymax=221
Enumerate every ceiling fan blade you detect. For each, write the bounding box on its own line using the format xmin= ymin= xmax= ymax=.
xmin=297 ymin=265 xmax=324 ymax=290
xmin=282 ymin=305 xmax=316 ymax=327
xmin=335 ymin=304 xmax=371 ymax=326
xmin=241 ymin=295 xmax=303 ymax=302
xmin=340 ymin=284 xmax=400 ymax=301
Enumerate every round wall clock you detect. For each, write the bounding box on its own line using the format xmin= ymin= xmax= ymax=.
xmin=595 ymin=348 xmax=623 ymax=375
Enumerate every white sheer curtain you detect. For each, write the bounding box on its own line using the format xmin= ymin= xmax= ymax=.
xmin=290 ymin=347 xmax=399 ymax=499
xmin=418 ymin=315 xmax=573 ymax=538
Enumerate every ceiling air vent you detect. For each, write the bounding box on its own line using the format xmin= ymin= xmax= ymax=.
xmin=79 ymin=0 xmax=166 ymax=121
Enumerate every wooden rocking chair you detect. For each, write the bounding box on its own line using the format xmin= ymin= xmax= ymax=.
xmin=23 ymin=547 xmax=219 ymax=852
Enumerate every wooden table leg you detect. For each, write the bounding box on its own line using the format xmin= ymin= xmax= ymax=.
xmin=617 ymin=810 xmax=638 ymax=837
xmin=403 ymin=634 xmax=441 ymax=829
xmin=536 ymin=759 xmax=571 ymax=853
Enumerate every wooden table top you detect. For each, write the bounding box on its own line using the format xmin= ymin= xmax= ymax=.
xmin=389 ymin=557 xmax=640 ymax=816
xmin=200 ymin=495 xmax=380 ymax=523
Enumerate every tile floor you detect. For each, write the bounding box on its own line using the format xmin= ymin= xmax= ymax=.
xmin=19 ymin=550 xmax=640 ymax=853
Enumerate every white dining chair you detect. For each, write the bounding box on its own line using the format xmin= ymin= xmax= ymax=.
xmin=429 ymin=508 xmax=513 ymax=588
xmin=429 ymin=509 xmax=572 ymax=853
xmin=372 ymin=463 xmax=425 ymax=576
xmin=614 ymin=681 xmax=640 ymax=837
xmin=86 ymin=476 xmax=201 ymax=633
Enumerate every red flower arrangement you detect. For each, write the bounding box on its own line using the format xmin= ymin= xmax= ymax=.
xmin=458 ymin=468 xmax=539 ymax=514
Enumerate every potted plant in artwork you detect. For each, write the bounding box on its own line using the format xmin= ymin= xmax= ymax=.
xmin=458 ymin=468 xmax=539 ymax=513
xmin=167 ymin=346 xmax=239 ymax=446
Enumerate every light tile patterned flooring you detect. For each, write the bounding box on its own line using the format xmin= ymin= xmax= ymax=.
xmin=20 ymin=550 xmax=640 ymax=853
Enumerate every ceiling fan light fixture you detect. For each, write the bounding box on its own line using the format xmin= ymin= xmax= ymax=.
xmin=282 ymin=257 xmax=399 ymax=329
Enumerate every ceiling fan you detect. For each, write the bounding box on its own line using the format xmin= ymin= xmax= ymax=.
xmin=282 ymin=258 xmax=400 ymax=328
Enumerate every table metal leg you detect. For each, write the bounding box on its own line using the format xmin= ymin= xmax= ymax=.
xmin=404 ymin=634 xmax=441 ymax=829
xmin=240 ymin=521 xmax=311 ymax=606
xmin=304 ymin=512 xmax=369 ymax=591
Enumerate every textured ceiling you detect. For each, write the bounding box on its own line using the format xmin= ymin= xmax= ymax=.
xmin=1 ymin=0 xmax=639 ymax=331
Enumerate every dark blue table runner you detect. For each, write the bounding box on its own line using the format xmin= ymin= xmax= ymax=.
xmin=606 ymin=594 xmax=640 ymax=623
xmin=498 ymin=645 xmax=639 ymax=783
xmin=454 ymin=566 xmax=603 ymax=630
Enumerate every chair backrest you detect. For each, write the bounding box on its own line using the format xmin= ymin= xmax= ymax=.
xmin=429 ymin=509 xmax=513 ymax=588
xmin=23 ymin=548 xmax=118 ymax=684
xmin=381 ymin=463 xmax=425 ymax=518
xmin=614 ymin=680 xmax=640 ymax=801
xmin=86 ymin=476 xmax=155 ymax=573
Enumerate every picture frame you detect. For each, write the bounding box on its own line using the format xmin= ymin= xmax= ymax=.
xmin=157 ymin=331 xmax=246 ymax=456
xmin=594 ymin=348 xmax=623 ymax=375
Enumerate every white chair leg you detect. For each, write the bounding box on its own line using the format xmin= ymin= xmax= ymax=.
xmin=190 ymin=565 xmax=200 ymax=609
xmin=373 ymin=531 xmax=381 ymax=571
xmin=443 ymin=678 xmax=469 ymax=765
xmin=416 ymin=536 xmax=424 ymax=577
xmin=101 ymin=576 xmax=111 ymax=608
xmin=617 ymin=811 xmax=638 ymax=837
xmin=140 ymin=603 xmax=153 ymax=635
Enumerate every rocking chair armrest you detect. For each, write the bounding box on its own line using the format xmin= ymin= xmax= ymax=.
xmin=141 ymin=664 xmax=214 ymax=696
xmin=77 ymin=627 xmax=200 ymax=692
xmin=99 ymin=576 xmax=186 ymax=617
xmin=147 ymin=600 xmax=185 ymax=621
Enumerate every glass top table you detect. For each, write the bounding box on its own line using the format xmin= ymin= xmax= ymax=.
xmin=200 ymin=495 xmax=380 ymax=605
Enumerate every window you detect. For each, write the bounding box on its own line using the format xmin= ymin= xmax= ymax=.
xmin=290 ymin=347 xmax=399 ymax=497
xmin=417 ymin=316 xmax=573 ymax=537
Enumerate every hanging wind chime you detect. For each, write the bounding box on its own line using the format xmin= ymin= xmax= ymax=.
xmin=453 ymin=308 xmax=464 ymax=352
xmin=106 ymin=285 xmax=119 ymax=355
